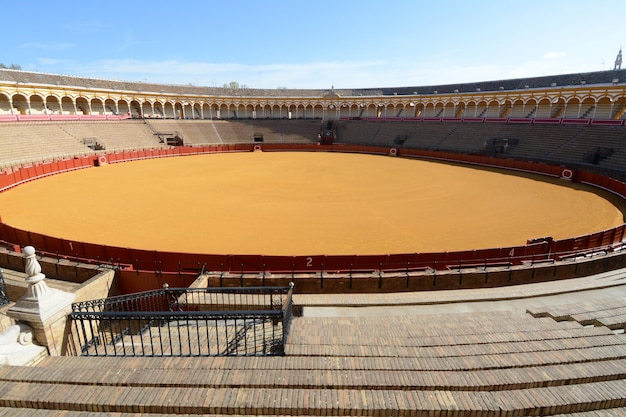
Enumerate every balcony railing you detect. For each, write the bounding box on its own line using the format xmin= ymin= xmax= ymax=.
xmin=0 ymin=269 xmax=9 ymax=306
xmin=69 ymin=284 xmax=294 ymax=357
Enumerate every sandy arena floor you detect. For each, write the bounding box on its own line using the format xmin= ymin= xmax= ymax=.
xmin=0 ymin=152 xmax=623 ymax=256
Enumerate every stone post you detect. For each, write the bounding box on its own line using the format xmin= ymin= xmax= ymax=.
xmin=7 ymin=246 xmax=75 ymax=356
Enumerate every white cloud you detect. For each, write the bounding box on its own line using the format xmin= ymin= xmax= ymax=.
xmin=544 ymin=51 xmax=566 ymax=59
xmin=72 ymin=59 xmax=386 ymax=89
xmin=54 ymin=45 xmax=619 ymax=90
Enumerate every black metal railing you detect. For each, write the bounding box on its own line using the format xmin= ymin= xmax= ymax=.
xmin=0 ymin=269 xmax=9 ymax=306
xmin=69 ymin=285 xmax=294 ymax=357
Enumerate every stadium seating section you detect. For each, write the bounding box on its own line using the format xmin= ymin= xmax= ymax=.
xmin=0 ymin=69 xmax=625 ymax=416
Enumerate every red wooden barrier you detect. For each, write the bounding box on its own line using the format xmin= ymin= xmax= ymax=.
xmin=27 ymin=232 xmax=49 ymax=252
xmin=0 ymin=172 xmax=13 ymax=190
xmin=77 ymin=157 xmax=90 ymax=168
xmin=0 ymin=144 xmax=624 ymax=275
xmin=41 ymin=162 xmax=53 ymax=175
xmin=257 ymin=255 xmax=297 ymax=273
xmin=229 ymin=254 xmax=265 ymax=272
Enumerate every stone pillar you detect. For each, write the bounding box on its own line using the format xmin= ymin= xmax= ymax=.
xmin=7 ymin=246 xmax=75 ymax=356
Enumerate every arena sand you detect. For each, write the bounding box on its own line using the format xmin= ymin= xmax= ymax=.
xmin=0 ymin=152 xmax=623 ymax=256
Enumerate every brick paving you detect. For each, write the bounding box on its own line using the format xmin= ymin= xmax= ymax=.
xmin=0 ymin=269 xmax=625 ymax=415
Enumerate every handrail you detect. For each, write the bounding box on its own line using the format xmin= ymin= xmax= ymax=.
xmin=71 ymin=285 xmax=293 ymax=312
xmin=68 ymin=285 xmax=293 ymax=357
xmin=0 ymin=269 xmax=10 ymax=306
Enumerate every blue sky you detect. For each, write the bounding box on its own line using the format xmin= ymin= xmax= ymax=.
xmin=2 ymin=0 xmax=625 ymax=89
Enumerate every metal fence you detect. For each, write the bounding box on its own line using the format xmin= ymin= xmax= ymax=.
xmin=69 ymin=285 xmax=294 ymax=357
xmin=0 ymin=269 xmax=9 ymax=306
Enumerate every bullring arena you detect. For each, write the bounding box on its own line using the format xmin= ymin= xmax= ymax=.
xmin=0 ymin=67 xmax=626 ymax=415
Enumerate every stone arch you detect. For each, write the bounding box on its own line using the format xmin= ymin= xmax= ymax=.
xmin=578 ymin=97 xmax=595 ymax=118
xmin=117 ymin=99 xmax=130 ymax=116
xmin=398 ymin=103 xmax=410 ymax=118
xmin=163 ymin=102 xmax=175 ymax=118
xmin=422 ymin=103 xmax=436 ymax=117
xmin=523 ymin=98 xmax=538 ymax=118
xmin=76 ymin=97 xmax=90 ymax=115
xmin=141 ymin=101 xmax=153 ymax=118
xmin=384 ymin=103 xmax=398 ymax=118
xmin=29 ymin=94 xmax=46 ymax=115
xmin=412 ymin=103 xmax=424 ymax=118
xmin=209 ymin=103 xmax=219 ymax=119
xmin=254 ymin=104 xmax=266 ymax=118
xmin=453 ymin=102 xmax=466 ymax=118
xmin=0 ymin=93 xmax=11 ymax=114
xmin=398 ymin=103 xmax=411 ymax=118
xmin=535 ymin=98 xmax=552 ymax=118
xmin=484 ymin=99 xmax=501 ymax=117
xmin=473 ymin=100 xmax=488 ymax=117
xmin=11 ymin=94 xmax=28 ymax=115
xmin=562 ymin=97 xmax=581 ymax=118
xmin=376 ymin=103 xmax=387 ymax=118
xmin=443 ymin=102 xmax=455 ymax=118
xmin=198 ymin=103 xmax=209 ymax=119
xmin=61 ymin=96 xmax=75 ymax=115
xmin=90 ymin=98 xmax=105 ymax=115
xmin=240 ymin=103 xmax=252 ymax=119
xmin=268 ymin=104 xmax=278 ymax=118
xmin=612 ymin=97 xmax=626 ymax=119
xmin=463 ymin=101 xmax=476 ymax=117
xmin=300 ymin=104 xmax=312 ymax=118
xmin=281 ymin=104 xmax=291 ymax=119
xmin=229 ymin=103 xmax=239 ymax=118
xmin=498 ymin=99 xmax=513 ymax=118
xmin=359 ymin=103 xmax=372 ymax=118
xmin=310 ymin=104 xmax=322 ymax=119
xmin=153 ymin=101 xmax=164 ymax=118
xmin=216 ymin=103 xmax=228 ymax=119
xmin=509 ymin=99 xmax=526 ymax=118
xmin=432 ymin=102 xmax=444 ymax=118
xmin=241 ymin=103 xmax=251 ymax=118
xmin=335 ymin=103 xmax=346 ymax=119
xmin=292 ymin=104 xmax=304 ymax=119
xmin=192 ymin=103 xmax=202 ymax=119
xmin=593 ymin=97 xmax=613 ymax=119
xmin=180 ymin=102 xmax=190 ymax=119
xmin=129 ymin=100 xmax=142 ymax=117
xmin=104 ymin=98 xmax=117 ymax=115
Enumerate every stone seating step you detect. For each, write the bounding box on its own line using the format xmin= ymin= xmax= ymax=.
xmin=34 ymin=339 xmax=626 ymax=371
xmin=526 ymin=298 xmax=626 ymax=321
xmin=287 ymin=326 xmax=615 ymax=347
xmin=551 ymin=408 xmax=626 ymax=417
xmin=0 ymin=380 xmax=624 ymax=416
xmin=526 ymin=298 xmax=626 ymax=331
xmin=1 ymin=358 xmax=625 ymax=392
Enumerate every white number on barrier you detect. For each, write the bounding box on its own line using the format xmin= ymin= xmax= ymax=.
xmin=306 ymin=257 xmax=313 ymax=267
